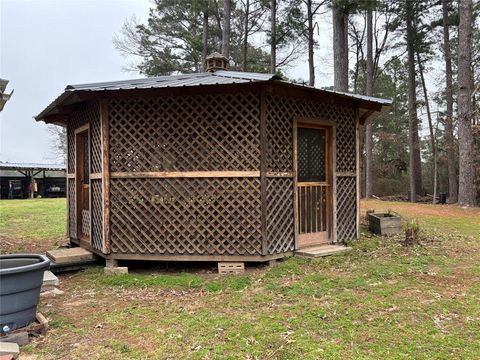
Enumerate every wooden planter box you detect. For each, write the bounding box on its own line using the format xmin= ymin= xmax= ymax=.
xmin=368 ymin=213 xmax=401 ymax=235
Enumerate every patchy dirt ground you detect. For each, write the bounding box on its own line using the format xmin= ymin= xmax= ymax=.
xmin=2 ymin=199 xmax=479 ymax=359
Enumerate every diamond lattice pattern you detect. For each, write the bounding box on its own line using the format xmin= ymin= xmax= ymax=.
xmin=110 ymin=177 xmax=262 ymax=256
xmin=336 ymin=176 xmax=357 ymax=241
xmin=67 ymin=102 xmax=100 ymax=174
xmin=67 ymin=101 xmax=102 ymax=247
xmin=68 ymin=179 xmax=76 ymax=239
xmin=266 ymin=177 xmax=295 ymax=254
xmin=109 ymin=94 xmax=260 ymax=172
xmin=91 ymin=179 xmax=103 ymax=251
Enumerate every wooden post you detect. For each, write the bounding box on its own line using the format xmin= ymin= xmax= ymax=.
xmin=66 ymin=133 xmax=70 ymax=239
xmin=355 ymin=107 xmax=360 ymax=239
xmin=29 ymin=171 xmax=35 ymax=199
xmin=260 ymin=89 xmax=268 ymax=255
xmin=100 ymin=99 xmax=111 ymax=254
xmin=332 ymin=124 xmax=337 ymax=243
xmin=292 ymin=118 xmax=298 ymax=250
xmin=88 ymin=127 xmax=92 ymax=245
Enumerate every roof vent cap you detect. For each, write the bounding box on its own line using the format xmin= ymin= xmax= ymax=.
xmin=205 ymin=52 xmax=228 ymax=72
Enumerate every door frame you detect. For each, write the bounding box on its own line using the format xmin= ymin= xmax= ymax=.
xmin=75 ymin=124 xmax=91 ymax=242
xmin=293 ymin=117 xmax=336 ymax=249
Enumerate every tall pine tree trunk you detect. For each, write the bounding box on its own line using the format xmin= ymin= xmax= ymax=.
xmin=442 ymin=0 xmax=458 ymax=203
xmin=457 ymin=0 xmax=477 ymax=206
xmin=243 ymin=0 xmax=250 ymax=71
xmin=202 ymin=7 xmax=209 ymax=72
xmin=332 ymin=1 xmax=348 ymax=91
xmin=406 ymin=0 xmax=423 ymax=202
xmin=417 ymin=52 xmax=438 ymax=204
xmin=270 ymin=0 xmax=277 ymax=73
xmin=307 ymin=0 xmax=315 ymax=86
xmin=222 ymin=0 xmax=231 ymax=59
xmin=365 ymin=6 xmax=374 ymax=198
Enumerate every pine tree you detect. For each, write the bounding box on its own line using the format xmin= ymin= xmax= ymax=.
xmin=457 ymin=0 xmax=477 ymax=206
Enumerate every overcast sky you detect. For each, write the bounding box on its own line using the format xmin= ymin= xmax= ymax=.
xmin=0 ymin=0 xmax=334 ymax=164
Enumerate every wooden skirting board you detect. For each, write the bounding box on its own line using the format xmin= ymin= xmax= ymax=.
xmin=105 ymin=252 xmax=294 ymax=263
xmin=69 ymin=238 xmax=294 ymax=263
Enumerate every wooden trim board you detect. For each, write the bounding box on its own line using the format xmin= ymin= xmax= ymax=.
xmin=110 ymin=171 xmax=261 ymax=179
xmin=105 ymin=252 xmax=294 ymax=262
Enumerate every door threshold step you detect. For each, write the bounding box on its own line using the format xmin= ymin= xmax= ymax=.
xmin=295 ymin=244 xmax=351 ymax=258
xmin=46 ymin=247 xmax=100 ymax=274
xmin=46 ymin=247 xmax=96 ymax=264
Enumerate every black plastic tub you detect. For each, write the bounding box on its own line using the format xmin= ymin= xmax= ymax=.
xmin=0 ymin=254 xmax=50 ymax=331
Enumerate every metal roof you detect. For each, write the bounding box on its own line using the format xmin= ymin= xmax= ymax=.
xmin=320 ymin=89 xmax=391 ymax=106
xmin=36 ymin=71 xmax=392 ymax=122
xmin=0 ymin=162 xmax=66 ymax=171
xmin=66 ymin=71 xmax=279 ymax=91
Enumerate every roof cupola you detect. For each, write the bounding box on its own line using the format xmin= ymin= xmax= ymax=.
xmin=205 ymin=52 xmax=229 ymax=72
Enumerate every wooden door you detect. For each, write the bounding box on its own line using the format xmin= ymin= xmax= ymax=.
xmin=296 ymin=124 xmax=332 ymax=248
xmin=76 ymin=130 xmax=90 ymax=242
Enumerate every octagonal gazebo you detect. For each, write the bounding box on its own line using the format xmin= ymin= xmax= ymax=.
xmin=36 ymin=61 xmax=390 ymax=264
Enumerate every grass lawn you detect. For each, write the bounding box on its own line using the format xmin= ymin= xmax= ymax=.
xmin=0 ymin=198 xmax=67 ymax=253
xmin=1 ymin=199 xmax=479 ymax=359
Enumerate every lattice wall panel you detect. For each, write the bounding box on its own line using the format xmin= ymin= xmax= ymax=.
xmin=67 ymin=101 xmax=100 ymax=174
xmin=68 ymin=179 xmax=76 ymax=238
xmin=109 ymin=93 xmax=260 ymax=173
xmin=336 ymin=176 xmax=357 ymax=242
xmin=266 ymin=178 xmax=295 ymax=254
xmin=89 ymin=108 xmax=102 ymax=174
xmin=81 ymin=209 xmax=90 ymax=238
xmin=266 ymin=95 xmax=356 ymax=173
xmin=91 ymin=179 xmax=103 ymax=251
xmin=110 ymin=178 xmax=262 ymax=256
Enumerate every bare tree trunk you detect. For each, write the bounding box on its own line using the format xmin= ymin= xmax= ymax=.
xmin=417 ymin=52 xmax=437 ymax=204
xmin=442 ymin=0 xmax=458 ymax=203
xmin=365 ymin=6 xmax=374 ymax=198
xmin=243 ymin=0 xmax=250 ymax=71
xmin=213 ymin=0 xmax=223 ymax=51
xmin=222 ymin=0 xmax=231 ymax=58
xmin=457 ymin=0 xmax=477 ymax=206
xmin=307 ymin=0 xmax=315 ymax=86
xmin=332 ymin=2 xmax=348 ymax=91
xmin=202 ymin=7 xmax=209 ymax=72
xmin=270 ymin=0 xmax=277 ymax=74
xmin=406 ymin=0 xmax=423 ymax=202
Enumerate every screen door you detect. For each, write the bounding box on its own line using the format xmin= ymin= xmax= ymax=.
xmin=296 ymin=125 xmax=331 ymax=248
